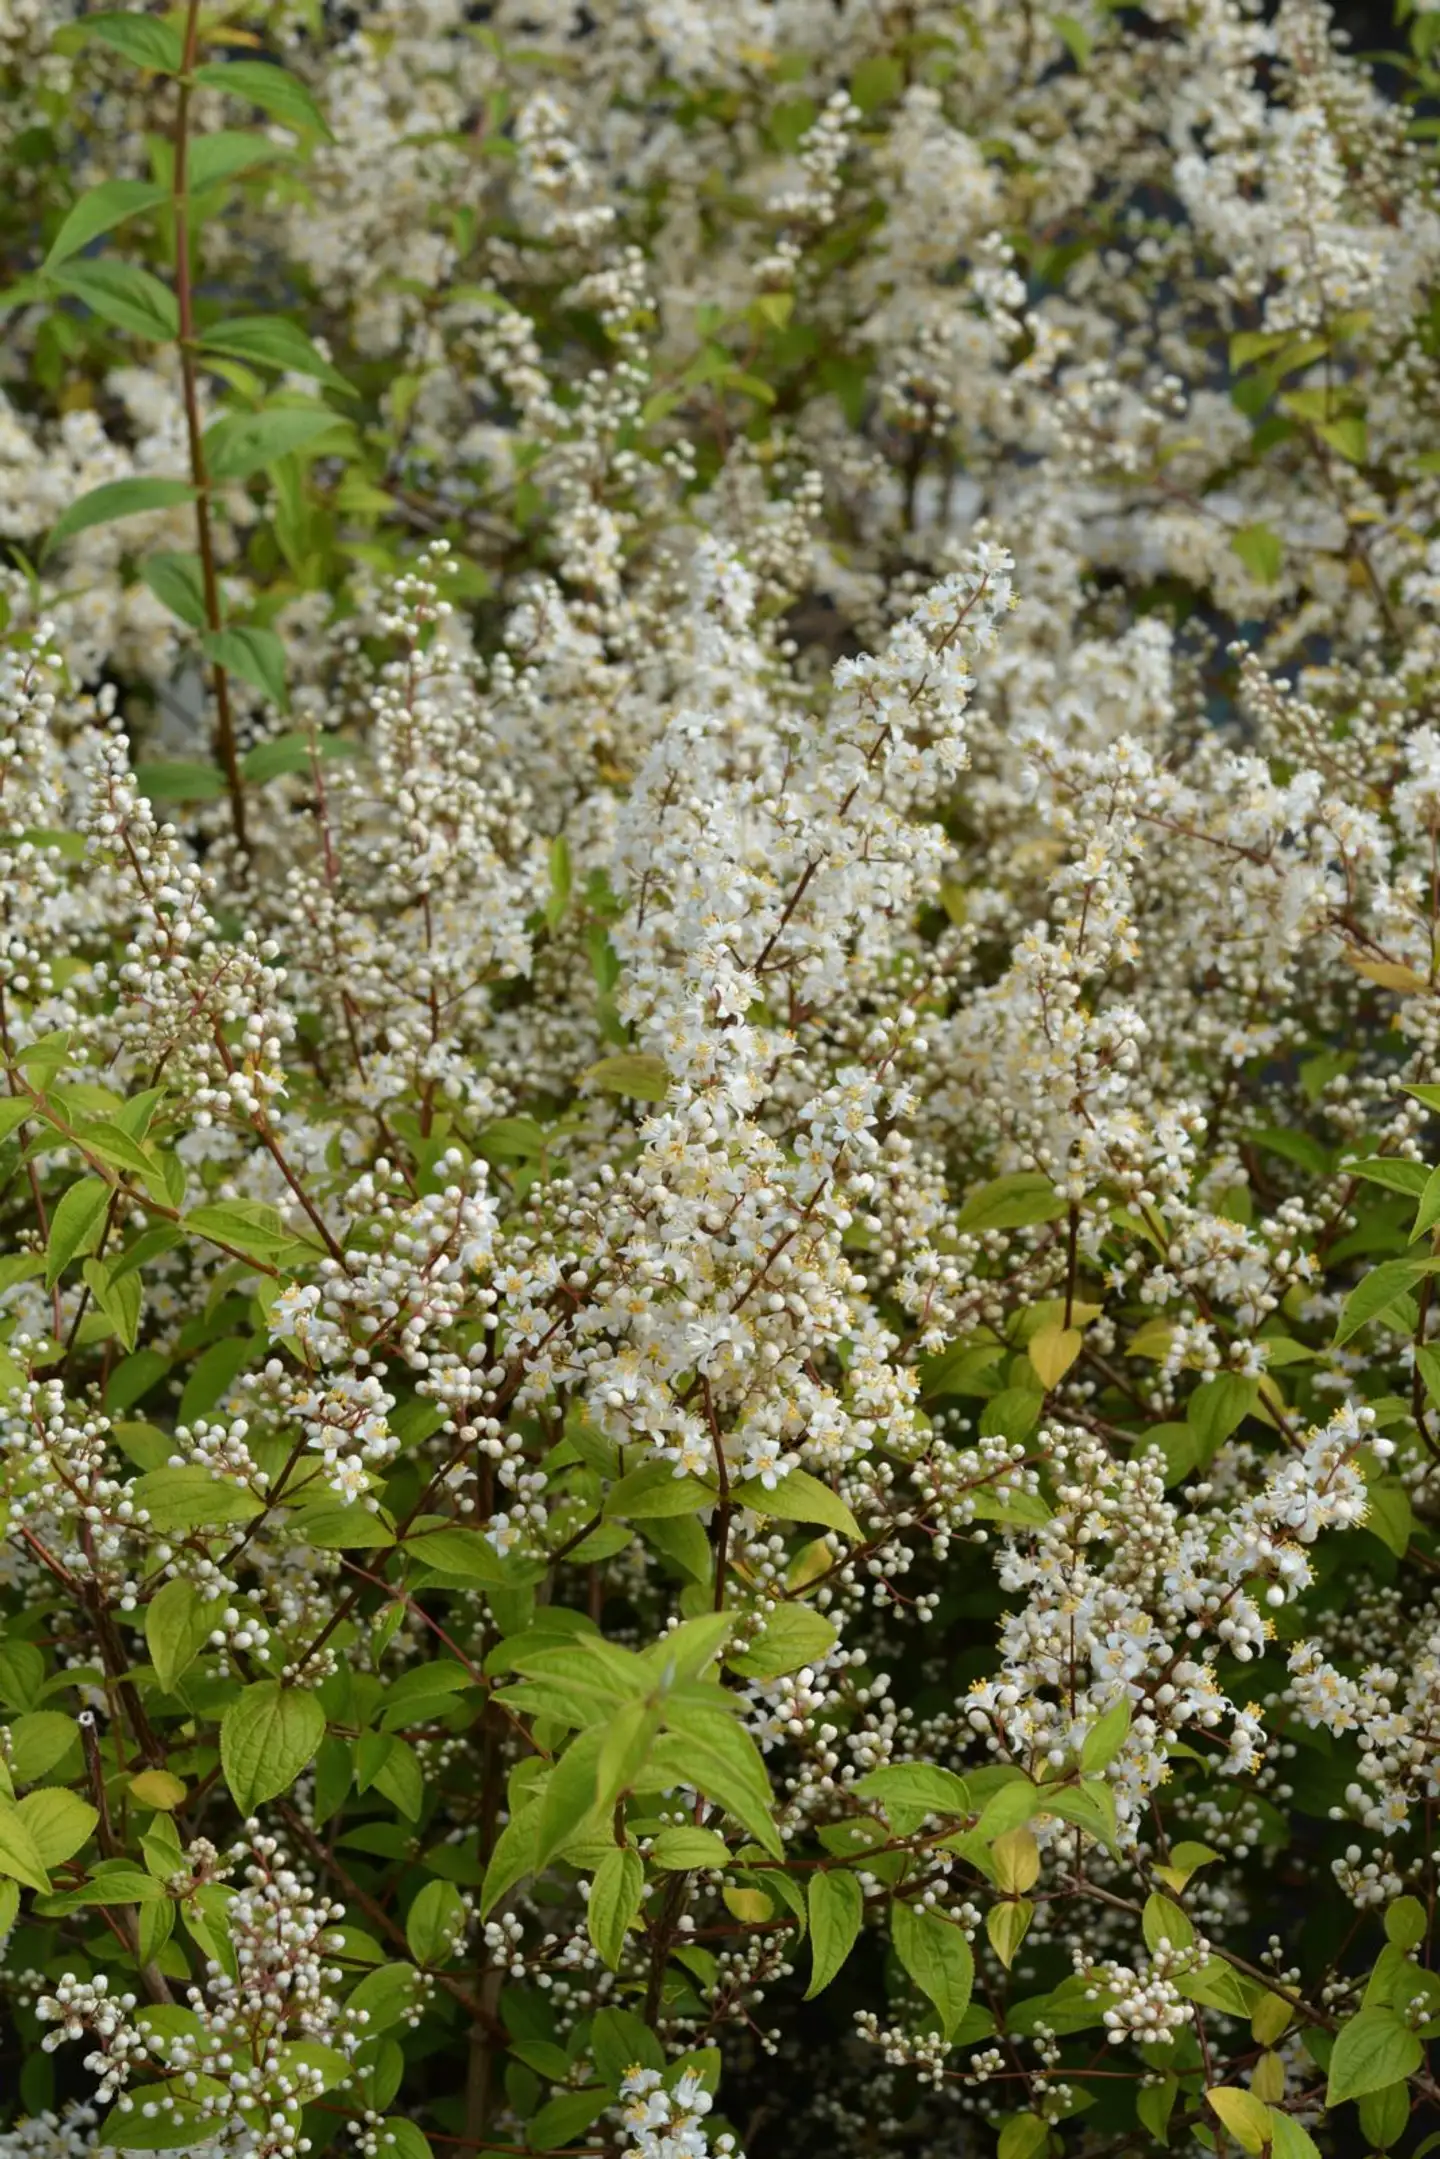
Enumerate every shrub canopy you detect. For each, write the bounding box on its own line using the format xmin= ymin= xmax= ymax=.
xmin=1 ymin=2 xmax=1440 ymax=2156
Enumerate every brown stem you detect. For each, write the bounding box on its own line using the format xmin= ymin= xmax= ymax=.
xmin=173 ymin=0 xmax=248 ymax=856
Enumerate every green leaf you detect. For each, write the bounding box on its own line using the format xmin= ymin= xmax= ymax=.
xmin=587 ymin=1844 xmax=643 ymax=1970
xmin=1154 ymin=1839 xmax=1222 ymax=1894
xmin=7 ymin=1710 xmax=77 ymax=1783
xmin=1385 ymin=1895 xmax=1427 ymax=1950
xmin=647 ymin=1725 xmax=782 ymax=1859
xmin=1347 ymin=1157 xmax=1429 ymax=1196
xmin=589 ymin=2007 xmax=664 ymax=2088
xmin=346 ymin=1962 xmax=422 ymax=2034
xmin=43 ymin=477 xmax=195 ymax=557
xmin=850 ymin=54 xmax=904 ymax=110
xmin=1412 ymin=1163 xmax=1440 ymax=1240
xmin=987 ymin=1898 xmax=1034 ymax=1971
xmin=889 ymin=1901 xmax=974 ymax=2040
xmin=291 ymin=1499 xmax=394 ymax=1550
xmin=1364 ymin=1479 xmax=1412 ymax=1558
xmin=805 ymin=1869 xmax=863 ymax=1998
xmin=52 ymin=258 xmax=179 ymax=341
xmin=140 ymin=550 xmax=207 ymax=628
xmin=852 ymin=1763 xmax=970 ymax=1835
xmin=204 ymin=402 xmax=343 ymax=481
xmin=585 ymin=1052 xmax=670 ymax=1103
xmin=406 ymin=1524 xmax=506 ymax=1582
xmin=44 ymin=177 xmax=168 ymax=270
xmin=188 ymin=130 xmax=294 ymax=193
xmin=605 ymin=1462 xmax=715 ymax=1519
xmin=200 ymin=313 xmax=352 ymax=393
xmin=240 ymin=730 xmax=361 ymax=783
xmin=221 ymin=1682 xmax=326 ymax=1813
xmin=16 ymin=1788 xmax=97 ymax=1868
xmin=0 ymin=1100 xmax=32 ymax=1143
xmin=96 ymin=2090 xmax=226 ymax=2149
xmin=479 ymin=1802 xmax=537 ymax=1918
xmin=1142 ymin=1894 xmax=1195 ymax=1953
xmin=650 ymin=1826 xmax=730 ymax=1871
xmin=733 ymin=1468 xmax=861 ymax=1541
xmin=726 ymin=1605 xmax=837 ymax=1679
xmin=1187 ymin=1373 xmax=1259 ymax=1452
xmin=1205 ymin=2088 xmax=1272 ymax=2154
xmin=596 ymin=1698 xmax=661 ymax=1811
xmin=405 ymin=1877 xmax=467 ymax=1965
xmin=145 ymin=1576 xmax=219 ymax=1693
xmin=0 ymin=1799 xmax=52 ymax=1893
xmin=377 ymin=2126 xmax=434 ymax=2159
xmin=1317 ymin=415 xmax=1367 ymax=464
xmin=956 ymin=1172 xmax=1066 ymax=1234
xmin=1079 ymin=1697 xmax=1131 ymax=1772
xmin=1136 ymin=2074 xmax=1178 ymax=2144
xmin=546 ymin=833 xmax=572 ymax=930
xmin=1038 ymin=1779 xmax=1118 ymax=1853
xmin=373 ymin=1734 xmax=424 ymax=1820
xmin=1269 ymin=2115 xmax=1321 ymax=2159
xmin=178 ymin=1336 xmax=256 ymax=1427
xmin=42 ymin=1858 xmax=161 ymax=1910
xmin=82 ymin=1257 xmax=142 ymax=1350
xmin=528 ymin=2088 xmax=616 ymax=2152
xmin=998 ymin=2114 xmax=1049 ymax=2159
xmin=203 ymin=626 xmax=289 ymax=711
xmin=1325 ymin=2009 xmax=1422 ymax=2105
xmin=1180 ymin=1957 xmax=1254 ymax=2016
xmin=1230 ymin=523 xmax=1283 ymax=584
xmin=45 ymin=1176 xmax=110 ymax=1286
xmin=975 ymin=1776 xmax=1042 ymax=1841
xmin=1230 ymin=330 xmax=1289 ymax=369
xmin=129 ymin=1769 xmax=186 ymax=1811
xmin=134 ymin=761 xmax=228 ymax=801
xmin=66 ymin=11 xmax=185 ymax=70
xmin=1334 ymin=1258 xmax=1439 ymax=1346
xmin=534 ymin=1727 xmax=608 ymax=1871
xmin=132 ymin=1465 xmax=264 ymax=1533
xmin=71 ymin=1117 xmax=159 ymax=1184
xmin=183 ymin=1198 xmax=302 ymax=1260
xmin=14 ymin=1030 xmax=73 ymax=1086
xmin=0 ymin=1643 xmax=44 ymax=1711
xmin=192 ymin=59 xmax=331 ymax=136
xmin=1358 ymin=2082 xmax=1411 ymax=2150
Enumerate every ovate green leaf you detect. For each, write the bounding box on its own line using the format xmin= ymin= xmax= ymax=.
xmin=587 ymin=1845 xmax=644 ymax=1970
xmin=44 ymin=477 xmax=194 ymax=557
xmin=889 ymin=1901 xmax=974 ymax=2040
xmin=805 ymin=1869 xmax=863 ymax=1998
xmin=221 ymin=1683 xmax=326 ymax=1813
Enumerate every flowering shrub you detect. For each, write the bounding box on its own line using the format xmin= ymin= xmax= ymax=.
xmin=3 ymin=1 xmax=1440 ymax=2155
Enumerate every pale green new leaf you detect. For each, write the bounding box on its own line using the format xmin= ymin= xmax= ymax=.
xmin=16 ymin=1789 xmax=97 ymax=1868
xmin=0 ymin=1800 xmax=52 ymax=1893
xmin=1325 ymin=2009 xmax=1423 ymax=2106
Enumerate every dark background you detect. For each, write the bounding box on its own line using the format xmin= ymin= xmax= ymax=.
xmin=1320 ymin=0 xmax=1408 ymax=53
